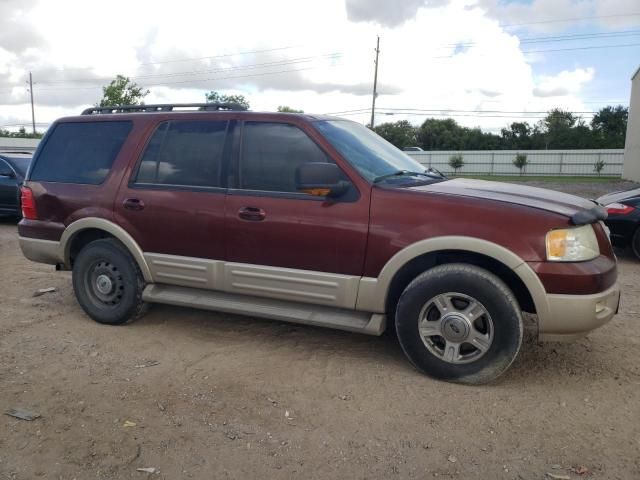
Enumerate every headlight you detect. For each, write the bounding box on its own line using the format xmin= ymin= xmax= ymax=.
xmin=546 ymin=225 xmax=599 ymax=262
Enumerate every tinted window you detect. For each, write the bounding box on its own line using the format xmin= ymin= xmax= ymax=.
xmin=135 ymin=120 xmax=228 ymax=187
xmin=0 ymin=159 xmax=12 ymax=177
xmin=6 ymin=157 xmax=31 ymax=177
xmin=240 ymin=122 xmax=331 ymax=192
xmin=30 ymin=121 xmax=132 ymax=184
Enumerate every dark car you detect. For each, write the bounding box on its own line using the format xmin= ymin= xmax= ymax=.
xmin=0 ymin=152 xmax=32 ymax=217
xmin=597 ymin=187 xmax=640 ymax=259
xmin=16 ymin=103 xmax=620 ymax=384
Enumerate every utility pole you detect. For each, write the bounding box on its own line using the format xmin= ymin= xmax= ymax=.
xmin=370 ymin=35 xmax=380 ymax=128
xmin=28 ymin=72 xmax=36 ymax=135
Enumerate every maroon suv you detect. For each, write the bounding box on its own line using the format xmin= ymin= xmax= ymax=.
xmin=18 ymin=103 xmax=620 ymax=384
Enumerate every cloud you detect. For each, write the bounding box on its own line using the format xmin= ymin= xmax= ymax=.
xmin=344 ymin=0 xmax=447 ymax=27
xmin=0 ymin=0 xmax=608 ymax=131
xmin=533 ymin=67 xmax=595 ymax=97
xmin=0 ymin=0 xmax=43 ymax=54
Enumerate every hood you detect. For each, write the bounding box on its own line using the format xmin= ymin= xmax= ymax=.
xmin=404 ymin=178 xmax=597 ymax=219
xmin=596 ymin=187 xmax=640 ymax=207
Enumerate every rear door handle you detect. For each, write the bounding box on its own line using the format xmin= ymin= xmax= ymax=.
xmin=238 ymin=206 xmax=266 ymax=221
xmin=123 ymin=198 xmax=145 ymax=211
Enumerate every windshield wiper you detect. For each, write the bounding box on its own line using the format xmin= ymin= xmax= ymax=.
xmin=373 ymin=170 xmax=438 ymax=183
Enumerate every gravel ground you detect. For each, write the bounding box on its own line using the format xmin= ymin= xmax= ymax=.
xmin=1 ymin=181 xmax=639 ymax=480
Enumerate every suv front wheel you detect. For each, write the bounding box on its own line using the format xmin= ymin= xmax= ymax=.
xmin=72 ymin=238 xmax=148 ymax=325
xmin=395 ymin=263 xmax=523 ymax=384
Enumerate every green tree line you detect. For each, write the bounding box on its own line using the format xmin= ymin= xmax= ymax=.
xmin=373 ymin=106 xmax=628 ymax=151
xmin=0 ymin=126 xmax=43 ymax=139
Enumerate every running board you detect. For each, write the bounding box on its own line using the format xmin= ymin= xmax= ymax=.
xmin=142 ymin=284 xmax=386 ymax=336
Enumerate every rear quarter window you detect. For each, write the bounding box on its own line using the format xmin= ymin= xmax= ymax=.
xmin=30 ymin=121 xmax=132 ymax=184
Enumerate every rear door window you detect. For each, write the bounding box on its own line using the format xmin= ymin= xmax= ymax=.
xmin=30 ymin=121 xmax=132 ymax=184
xmin=134 ymin=120 xmax=228 ymax=188
xmin=239 ymin=122 xmax=332 ymax=193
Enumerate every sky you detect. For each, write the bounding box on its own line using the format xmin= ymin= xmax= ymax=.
xmin=0 ymin=0 xmax=638 ymax=133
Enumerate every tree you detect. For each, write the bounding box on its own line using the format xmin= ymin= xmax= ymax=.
xmin=591 ymin=105 xmax=628 ymax=148
xmin=418 ymin=118 xmax=464 ymax=150
xmin=373 ymin=120 xmax=417 ymax=149
xmin=277 ymin=105 xmax=304 ymax=113
xmin=448 ymin=154 xmax=464 ymax=175
xmin=512 ymin=153 xmax=528 ymax=175
xmin=205 ymin=91 xmax=250 ymax=109
xmin=593 ymin=158 xmax=606 ymax=176
xmin=536 ymin=109 xmax=598 ymax=149
xmin=98 ymin=75 xmax=149 ymax=107
xmin=0 ymin=126 xmax=43 ymax=139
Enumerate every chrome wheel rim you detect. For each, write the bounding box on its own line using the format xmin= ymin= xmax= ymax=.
xmin=418 ymin=292 xmax=494 ymax=364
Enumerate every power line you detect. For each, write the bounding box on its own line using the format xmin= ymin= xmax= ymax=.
xmin=39 ymin=53 xmax=343 ymax=85
xmin=41 ymin=45 xmax=303 ymax=73
xmin=521 ymin=42 xmax=640 ymax=54
xmin=500 ymin=12 xmax=640 ymax=28
xmin=324 ymin=107 xmax=599 ymax=115
xmin=34 ymin=64 xmax=331 ymax=91
xmin=449 ymin=30 xmax=640 ymax=49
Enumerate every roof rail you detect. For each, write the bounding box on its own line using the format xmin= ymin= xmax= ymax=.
xmin=81 ymin=102 xmax=248 ymax=115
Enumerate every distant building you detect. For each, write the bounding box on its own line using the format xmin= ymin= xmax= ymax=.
xmin=623 ymin=66 xmax=640 ymax=181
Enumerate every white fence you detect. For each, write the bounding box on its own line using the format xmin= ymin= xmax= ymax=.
xmin=406 ymin=149 xmax=625 ymax=177
xmin=0 ymin=137 xmax=40 ymax=153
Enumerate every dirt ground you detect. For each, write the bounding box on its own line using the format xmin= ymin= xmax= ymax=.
xmin=1 ymin=181 xmax=639 ymax=480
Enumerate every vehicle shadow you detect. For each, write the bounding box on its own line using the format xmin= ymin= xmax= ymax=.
xmin=132 ymin=301 xmax=620 ymax=387
xmin=0 ymin=215 xmax=20 ymax=225
xmin=136 ymin=303 xmax=414 ymax=372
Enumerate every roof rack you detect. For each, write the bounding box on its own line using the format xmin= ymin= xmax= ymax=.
xmin=81 ymin=102 xmax=248 ymax=115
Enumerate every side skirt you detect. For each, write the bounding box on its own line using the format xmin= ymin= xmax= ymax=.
xmin=142 ymin=284 xmax=387 ymax=336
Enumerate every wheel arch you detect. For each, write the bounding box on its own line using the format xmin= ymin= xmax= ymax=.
xmin=356 ymin=236 xmax=550 ymax=322
xmin=60 ymin=218 xmax=152 ymax=282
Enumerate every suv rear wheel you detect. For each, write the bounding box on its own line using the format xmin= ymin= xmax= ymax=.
xmin=72 ymin=238 xmax=148 ymax=325
xmin=395 ymin=263 xmax=523 ymax=384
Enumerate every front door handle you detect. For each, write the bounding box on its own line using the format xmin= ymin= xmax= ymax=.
xmin=238 ymin=206 xmax=266 ymax=221
xmin=123 ymin=198 xmax=145 ymax=211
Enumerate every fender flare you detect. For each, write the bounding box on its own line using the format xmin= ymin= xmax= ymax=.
xmin=59 ymin=217 xmax=153 ymax=282
xmin=356 ymin=236 xmax=550 ymax=323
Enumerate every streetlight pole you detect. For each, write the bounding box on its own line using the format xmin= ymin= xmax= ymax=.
xmin=370 ymin=36 xmax=380 ymax=128
xmin=28 ymin=72 xmax=36 ymax=135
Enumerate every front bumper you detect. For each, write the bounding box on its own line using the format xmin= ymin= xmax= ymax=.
xmin=538 ymin=282 xmax=620 ymax=342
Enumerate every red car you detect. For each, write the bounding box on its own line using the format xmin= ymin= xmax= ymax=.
xmin=18 ymin=103 xmax=620 ymax=384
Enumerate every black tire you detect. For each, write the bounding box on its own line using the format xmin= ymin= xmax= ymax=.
xmin=72 ymin=238 xmax=148 ymax=325
xmin=632 ymin=227 xmax=640 ymax=261
xmin=395 ymin=263 xmax=523 ymax=385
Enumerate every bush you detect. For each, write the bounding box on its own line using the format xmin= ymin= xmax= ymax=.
xmin=593 ymin=159 xmax=606 ymax=176
xmin=512 ymin=153 xmax=528 ymax=175
xmin=448 ymin=154 xmax=464 ymax=175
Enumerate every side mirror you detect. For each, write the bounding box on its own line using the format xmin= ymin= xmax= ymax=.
xmin=295 ymin=163 xmax=351 ymax=198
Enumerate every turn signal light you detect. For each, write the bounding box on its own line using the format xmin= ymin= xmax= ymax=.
xmin=20 ymin=186 xmax=38 ymax=220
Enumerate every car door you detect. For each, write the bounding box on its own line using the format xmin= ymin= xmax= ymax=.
xmin=0 ymin=158 xmax=18 ymax=213
xmin=223 ymin=120 xmax=370 ymax=308
xmin=114 ymin=119 xmax=231 ymax=290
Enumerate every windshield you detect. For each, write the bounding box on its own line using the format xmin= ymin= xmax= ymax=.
xmin=314 ymin=120 xmax=428 ymax=182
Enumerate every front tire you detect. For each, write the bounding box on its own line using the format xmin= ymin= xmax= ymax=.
xmin=395 ymin=263 xmax=523 ymax=384
xmin=72 ymin=238 xmax=148 ymax=325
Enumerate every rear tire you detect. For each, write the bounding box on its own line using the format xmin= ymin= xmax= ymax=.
xmin=395 ymin=263 xmax=523 ymax=384
xmin=632 ymin=227 xmax=640 ymax=261
xmin=72 ymin=238 xmax=148 ymax=325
